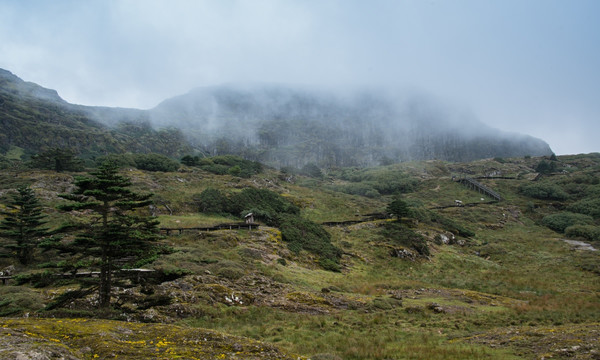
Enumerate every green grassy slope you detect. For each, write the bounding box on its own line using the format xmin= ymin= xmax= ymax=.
xmin=0 ymin=154 xmax=598 ymax=359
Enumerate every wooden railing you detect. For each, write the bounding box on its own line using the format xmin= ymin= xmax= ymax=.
xmin=455 ymin=176 xmax=502 ymax=201
xmin=160 ymin=223 xmax=259 ymax=235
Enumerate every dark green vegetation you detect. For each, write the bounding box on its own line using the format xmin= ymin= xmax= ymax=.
xmin=193 ymin=187 xmax=340 ymax=269
xmin=44 ymin=162 xmax=160 ymax=308
xmin=30 ymin=147 xmax=84 ymax=172
xmin=0 ymin=186 xmax=48 ymax=265
xmin=0 ymin=153 xmax=599 ymax=359
xmin=182 ymin=154 xmax=262 ymax=178
xmin=0 ymin=69 xmax=190 ymax=163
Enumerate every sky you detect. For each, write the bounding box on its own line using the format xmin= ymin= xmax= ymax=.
xmin=0 ymin=0 xmax=599 ymax=155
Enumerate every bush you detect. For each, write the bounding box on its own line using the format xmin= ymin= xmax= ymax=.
xmin=180 ymin=155 xmax=200 ymax=166
xmin=565 ymin=225 xmax=600 ymax=242
xmin=329 ymin=183 xmax=380 ymax=198
xmin=336 ymin=168 xmax=419 ymax=195
xmin=429 ymin=211 xmax=475 ymax=237
xmin=199 ymin=155 xmax=262 ymax=178
xmin=541 ymin=212 xmax=594 ymax=233
xmin=301 ymin=163 xmax=323 ymax=178
xmin=132 ymin=153 xmax=179 ymax=172
xmin=372 ymin=177 xmax=419 ymax=195
xmin=520 ymin=182 xmax=569 ymax=200
xmin=380 ymin=222 xmax=430 ymax=256
xmin=229 ymin=188 xmax=299 ymax=222
xmin=194 ymin=188 xmax=230 ymax=214
xmin=535 ymin=160 xmax=557 ymax=174
xmin=95 ymin=153 xmax=136 ymax=168
xmin=0 ymin=286 xmax=45 ymax=316
xmin=29 ymin=147 xmax=84 ymax=172
xmin=278 ymin=214 xmax=341 ymax=270
xmin=567 ymin=198 xmax=600 ymax=219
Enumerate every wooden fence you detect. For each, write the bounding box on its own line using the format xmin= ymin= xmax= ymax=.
xmin=455 ymin=176 xmax=502 ymax=201
xmin=160 ymin=223 xmax=259 ymax=235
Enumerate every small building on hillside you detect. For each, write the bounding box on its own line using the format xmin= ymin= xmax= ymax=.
xmin=244 ymin=213 xmax=255 ymax=224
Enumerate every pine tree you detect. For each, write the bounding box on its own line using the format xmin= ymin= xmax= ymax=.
xmin=0 ymin=186 xmax=48 ymax=265
xmin=387 ymin=196 xmax=410 ymax=222
xmin=57 ymin=161 xmax=160 ymax=308
xmin=30 ymin=147 xmax=84 ymax=172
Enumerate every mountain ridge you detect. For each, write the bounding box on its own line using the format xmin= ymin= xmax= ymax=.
xmin=149 ymin=84 xmax=553 ymax=166
xmin=0 ymin=68 xmax=553 ymax=165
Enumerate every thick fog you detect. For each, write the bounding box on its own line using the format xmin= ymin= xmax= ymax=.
xmin=0 ymin=0 xmax=599 ymax=155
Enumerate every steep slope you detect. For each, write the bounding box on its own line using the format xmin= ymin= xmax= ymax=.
xmin=150 ymin=85 xmax=553 ymax=166
xmin=0 ymin=69 xmax=190 ymax=159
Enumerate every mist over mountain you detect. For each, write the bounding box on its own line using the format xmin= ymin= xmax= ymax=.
xmin=149 ymin=84 xmax=553 ymax=167
xmin=0 ymin=69 xmax=189 ymax=159
xmin=0 ymin=68 xmax=552 ymax=165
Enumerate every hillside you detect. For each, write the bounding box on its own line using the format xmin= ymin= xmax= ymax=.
xmin=1 ymin=154 xmax=598 ymax=359
xmin=0 ymin=69 xmax=190 ymax=161
xmin=1 ymin=68 xmax=552 ymax=167
xmin=149 ymin=85 xmax=553 ymax=167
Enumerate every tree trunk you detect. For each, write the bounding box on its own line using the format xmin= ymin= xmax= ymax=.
xmin=99 ymin=255 xmax=112 ymax=308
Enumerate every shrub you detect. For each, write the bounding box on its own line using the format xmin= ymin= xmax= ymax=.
xmin=132 ymin=153 xmax=179 ymax=172
xmin=567 ymin=198 xmax=600 ymax=219
xmin=180 ymin=155 xmax=200 ymax=166
xmin=228 ymin=165 xmax=242 ymax=177
xmin=565 ymin=225 xmax=600 ymax=242
xmin=329 ymin=183 xmax=380 ymax=198
xmin=380 ymin=222 xmax=430 ymax=256
xmin=429 ymin=211 xmax=475 ymax=237
xmin=29 ymin=147 xmax=84 ymax=172
xmin=372 ymin=177 xmax=419 ymax=195
xmin=520 ymin=182 xmax=569 ymax=200
xmin=199 ymin=155 xmax=262 ymax=178
xmin=194 ymin=188 xmax=230 ymax=214
xmin=541 ymin=212 xmax=594 ymax=233
xmin=229 ymin=188 xmax=299 ymax=222
xmin=535 ymin=160 xmax=557 ymax=174
xmin=0 ymin=286 xmax=45 ymax=316
xmin=95 ymin=153 xmax=136 ymax=168
xmin=337 ymin=168 xmax=419 ymax=195
xmin=277 ymin=214 xmax=341 ymax=270
xmin=301 ymin=163 xmax=323 ymax=178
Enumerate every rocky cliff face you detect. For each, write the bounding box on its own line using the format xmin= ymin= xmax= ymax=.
xmin=149 ymin=85 xmax=553 ymax=167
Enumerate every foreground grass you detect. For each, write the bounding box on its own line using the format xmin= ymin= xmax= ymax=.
xmin=0 ymin=318 xmax=300 ymax=360
xmin=182 ymin=306 xmax=520 ymax=360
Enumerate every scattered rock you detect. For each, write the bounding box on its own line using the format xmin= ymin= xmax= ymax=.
xmin=427 ymin=302 xmax=445 ymax=313
xmin=562 ymin=239 xmax=597 ymax=251
xmin=390 ymin=247 xmax=415 ymax=259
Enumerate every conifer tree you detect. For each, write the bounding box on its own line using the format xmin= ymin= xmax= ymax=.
xmin=387 ymin=196 xmax=410 ymax=222
xmin=0 ymin=186 xmax=48 ymax=265
xmin=31 ymin=147 xmax=84 ymax=172
xmin=57 ymin=161 xmax=159 ymax=308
